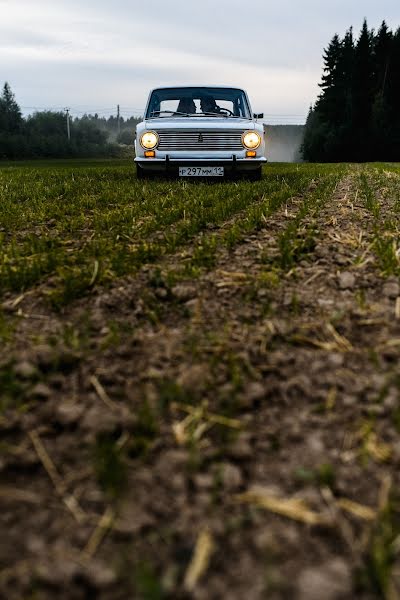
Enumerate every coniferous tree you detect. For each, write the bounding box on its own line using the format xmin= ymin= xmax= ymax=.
xmin=302 ymin=35 xmax=343 ymax=161
xmin=373 ymin=21 xmax=392 ymax=95
xmin=352 ymin=20 xmax=374 ymax=160
xmin=0 ymin=82 xmax=22 ymax=132
xmin=302 ymin=20 xmax=399 ymax=162
xmin=371 ymin=22 xmax=393 ymax=157
xmin=386 ymin=27 xmax=400 ymax=159
xmin=301 ymin=106 xmax=319 ymax=161
xmin=317 ymin=34 xmax=343 ymax=125
xmin=337 ymin=28 xmax=355 ymax=160
xmin=304 ymin=30 xmax=356 ymax=161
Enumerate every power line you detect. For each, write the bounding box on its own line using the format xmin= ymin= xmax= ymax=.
xmin=20 ymin=105 xmax=142 ymax=113
xmin=21 ymin=105 xmax=306 ymax=116
xmin=20 ymin=105 xmax=306 ymax=125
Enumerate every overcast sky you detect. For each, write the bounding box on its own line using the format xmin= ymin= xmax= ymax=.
xmin=1 ymin=0 xmax=399 ymax=123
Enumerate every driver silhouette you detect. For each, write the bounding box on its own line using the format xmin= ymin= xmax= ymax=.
xmin=200 ymin=95 xmax=221 ymax=114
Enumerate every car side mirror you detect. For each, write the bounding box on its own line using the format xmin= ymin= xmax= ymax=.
xmin=253 ymin=113 xmax=264 ymax=119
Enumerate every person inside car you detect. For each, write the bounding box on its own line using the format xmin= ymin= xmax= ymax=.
xmin=200 ymin=95 xmax=221 ymax=114
xmin=174 ymin=98 xmax=196 ymax=115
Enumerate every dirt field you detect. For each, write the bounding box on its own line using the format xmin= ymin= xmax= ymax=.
xmin=1 ymin=161 xmax=400 ymax=599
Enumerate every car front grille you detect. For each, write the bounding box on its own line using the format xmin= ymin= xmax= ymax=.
xmin=156 ymin=130 xmax=244 ymax=151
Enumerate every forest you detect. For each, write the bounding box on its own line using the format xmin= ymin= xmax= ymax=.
xmin=302 ymin=20 xmax=400 ymax=162
xmin=0 ymin=83 xmax=140 ymax=159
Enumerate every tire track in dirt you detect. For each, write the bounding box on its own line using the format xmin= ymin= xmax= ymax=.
xmin=130 ymin=168 xmax=400 ymax=599
xmin=196 ymin=168 xmax=400 ymax=599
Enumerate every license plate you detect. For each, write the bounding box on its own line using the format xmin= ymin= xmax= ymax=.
xmin=179 ymin=166 xmax=224 ymax=177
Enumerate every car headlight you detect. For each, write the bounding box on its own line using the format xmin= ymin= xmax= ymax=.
xmin=140 ymin=131 xmax=159 ymax=149
xmin=242 ymin=131 xmax=261 ymax=150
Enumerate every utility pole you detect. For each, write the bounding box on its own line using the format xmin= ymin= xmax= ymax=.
xmin=64 ymin=107 xmax=71 ymax=141
xmin=117 ymin=104 xmax=120 ymax=137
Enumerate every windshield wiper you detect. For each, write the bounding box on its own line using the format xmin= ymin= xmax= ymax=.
xmin=196 ymin=113 xmax=251 ymax=119
xmin=196 ymin=112 xmax=228 ymax=118
xmin=147 ymin=110 xmax=195 ymax=119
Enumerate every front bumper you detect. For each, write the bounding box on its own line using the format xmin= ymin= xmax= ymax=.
xmin=134 ymin=154 xmax=267 ymax=173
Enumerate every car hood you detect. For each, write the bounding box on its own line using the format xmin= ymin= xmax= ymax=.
xmin=141 ymin=118 xmax=255 ymax=130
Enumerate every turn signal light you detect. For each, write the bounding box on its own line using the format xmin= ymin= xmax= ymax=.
xmin=246 ymin=150 xmax=257 ymax=158
xmin=144 ymin=150 xmax=156 ymax=158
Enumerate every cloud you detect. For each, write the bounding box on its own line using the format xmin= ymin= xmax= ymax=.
xmin=1 ymin=0 xmax=399 ymax=122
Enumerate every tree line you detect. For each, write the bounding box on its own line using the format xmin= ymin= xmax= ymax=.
xmin=302 ymin=20 xmax=400 ymax=162
xmin=0 ymin=83 xmax=140 ymax=159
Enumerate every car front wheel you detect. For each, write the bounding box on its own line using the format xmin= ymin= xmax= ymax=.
xmin=136 ymin=164 xmax=150 ymax=180
xmin=247 ymin=167 xmax=262 ymax=181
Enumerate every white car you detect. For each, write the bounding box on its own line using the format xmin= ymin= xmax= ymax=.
xmin=134 ymin=86 xmax=267 ymax=180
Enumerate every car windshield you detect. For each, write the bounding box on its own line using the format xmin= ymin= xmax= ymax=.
xmin=146 ymin=87 xmax=251 ymax=119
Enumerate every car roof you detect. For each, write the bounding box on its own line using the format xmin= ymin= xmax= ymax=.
xmin=149 ymin=86 xmax=246 ymax=92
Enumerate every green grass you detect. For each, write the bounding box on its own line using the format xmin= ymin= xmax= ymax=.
xmin=358 ymin=167 xmax=400 ymax=276
xmin=2 ymin=160 xmax=396 ymax=327
xmin=0 ymin=158 xmax=132 ymax=169
xmin=0 ymin=161 xmax=339 ymax=306
xmin=358 ymin=489 xmax=400 ymax=597
xmin=274 ymin=167 xmax=346 ymax=270
xmin=94 ymin=431 xmax=128 ymax=498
